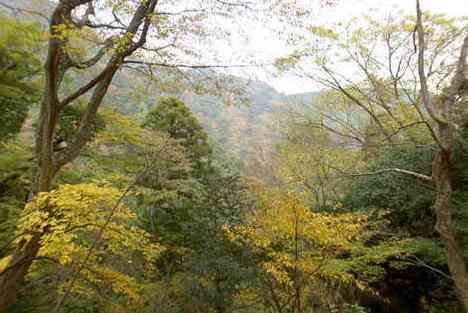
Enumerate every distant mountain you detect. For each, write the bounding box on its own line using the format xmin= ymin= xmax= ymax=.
xmin=0 ymin=0 xmax=53 ymax=24
xmin=180 ymin=82 xmax=319 ymax=160
xmin=180 ymin=81 xmax=289 ymax=160
xmin=285 ymin=91 xmax=321 ymax=104
xmin=108 ymin=71 xmax=318 ymax=161
xmin=106 ymin=70 xmax=320 ymax=161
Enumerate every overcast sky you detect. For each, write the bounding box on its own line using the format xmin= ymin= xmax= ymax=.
xmin=247 ymin=0 xmax=467 ymax=94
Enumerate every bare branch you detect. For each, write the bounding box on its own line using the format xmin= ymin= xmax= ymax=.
xmin=85 ymin=21 xmax=126 ymax=30
xmin=315 ymin=66 xmax=395 ymax=144
xmin=416 ymin=0 xmax=447 ymax=126
xmin=123 ymin=59 xmax=267 ymax=69
xmin=347 ymin=167 xmax=433 ymax=182
xmin=65 ymin=0 xmax=93 ymax=8
xmin=58 ymin=64 xmax=115 ymax=108
xmin=301 ymin=120 xmax=365 ymax=144
xmin=407 ymin=256 xmax=454 ymax=281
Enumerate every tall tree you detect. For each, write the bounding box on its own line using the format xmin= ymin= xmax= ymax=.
xmin=0 ymin=0 xmax=160 ymax=309
xmin=415 ymin=1 xmax=468 ymax=310
xmin=276 ymin=3 xmax=468 ymax=310
xmin=143 ymin=97 xmax=213 ymax=175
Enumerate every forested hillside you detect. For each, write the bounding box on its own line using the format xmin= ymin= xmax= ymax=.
xmin=107 ymin=70 xmax=299 ymax=161
xmin=0 ymin=1 xmax=467 ymax=313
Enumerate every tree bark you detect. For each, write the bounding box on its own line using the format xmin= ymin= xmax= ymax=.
xmin=0 ymin=3 xmax=66 ymax=309
xmin=415 ymin=1 xmax=468 ymax=310
xmin=433 ymin=145 xmax=468 ymax=312
xmin=0 ymin=233 xmax=41 ymax=311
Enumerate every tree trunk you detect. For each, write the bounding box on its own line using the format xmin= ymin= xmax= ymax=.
xmin=0 ymin=233 xmax=42 ymax=312
xmin=0 ymin=91 xmax=58 ymax=310
xmin=0 ymin=72 xmax=116 ymax=311
xmin=433 ymin=150 xmax=468 ymax=312
xmin=0 ymin=0 xmax=157 ymax=309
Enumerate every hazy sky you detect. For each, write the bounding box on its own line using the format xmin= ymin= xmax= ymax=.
xmin=327 ymin=0 xmax=466 ymax=20
xmin=249 ymin=0 xmax=467 ymax=94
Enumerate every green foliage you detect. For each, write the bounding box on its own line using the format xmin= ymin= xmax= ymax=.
xmin=137 ymin=146 xmax=255 ymax=313
xmin=143 ymin=97 xmax=213 ymax=175
xmin=0 ymin=14 xmax=41 ymax=96
xmin=0 ymin=141 xmax=32 ymax=255
xmin=0 ymin=14 xmax=42 ymax=140
xmin=452 ymin=121 xmax=468 ymax=260
xmin=57 ymin=102 xmax=106 ymax=143
xmin=0 ymin=95 xmax=33 ymax=140
xmin=343 ymin=303 xmax=370 ymax=313
xmin=344 ymin=146 xmax=436 ymax=235
xmin=1 ymin=4 xmax=464 ymax=313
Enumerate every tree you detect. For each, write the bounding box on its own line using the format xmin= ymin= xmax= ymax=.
xmin=0 ymin=0 xmax=351 ymax=309
xmin=3 ymin=108 xmax=190 ymax=312
xmin=0 ymin=142 xmax=33 ymax=255
xmin=6 ymin=183 xmax=163 ymax=313
xmin=415 ymin=1 xmax=468 ymax=310
xmin=143 ymin=97 xmax=213 ymax=176
xmin=0 ymin=1 xmax=164 ymax=307
xmin=0 ymin=0 xmax=241 ymax=306
xmin=276 ymin=3 xmax=468 ymax=310
xmin=137 ymin=143 xmax=255 ymax=313
xmin=270 ymin=109 xmax=363 ymax=210
xmin=185 ymin=157 xmax=255 ymax=313
xmin=224 ymin=187 xmax=366 ymax=313
xmin=344 ymin=145 xmax=436 ymax=235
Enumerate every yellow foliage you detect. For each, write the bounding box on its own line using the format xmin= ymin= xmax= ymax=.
xmin=17 ymin=183 xmax=164 ymax=309
xmin=0 ymin=255 xmax=13 ymax=272
xmin=224 ymin=188 xmax=367 ymax=296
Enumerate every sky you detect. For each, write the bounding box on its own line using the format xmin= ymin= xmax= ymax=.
xmin=326 ymin=0 xmax=466 ymax=21
xmin=29 ymin=0 xmax=468 ymax=95
xmin=244 ymin=0 xmax=468 ymax=94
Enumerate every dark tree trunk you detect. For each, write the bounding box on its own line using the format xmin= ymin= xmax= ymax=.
xmin=0 ymin=42 xmax=61 ymax=313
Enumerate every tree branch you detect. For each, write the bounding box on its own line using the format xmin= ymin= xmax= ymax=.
xmin=58 ymin=64 xmax=115 ymax=108
xmin=348 ymin=168 xmax=433 ymax=182
xmin=124 ymin=59 xmax=267 ymax=69
xmin=416 ymin=0 xmax=447 ymax=126
xmin=67 ymin=36 xmax=115 ymax=70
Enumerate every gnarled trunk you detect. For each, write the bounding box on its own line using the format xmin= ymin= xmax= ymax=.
xmin=433 ymin=150 xmax=468 ymax=312
xmin=0 ymin=111 xmax=56 ymax=311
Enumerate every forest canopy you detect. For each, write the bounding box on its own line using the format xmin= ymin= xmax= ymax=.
xmin=0 ymin=1 xmax=467 ymax=313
